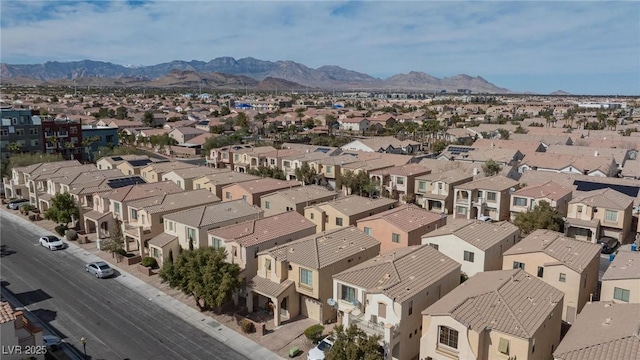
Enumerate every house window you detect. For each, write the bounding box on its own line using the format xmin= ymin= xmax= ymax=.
xmin=392 ymin=233 xmax=401 ymax=243
xmin=169 ymin=221 xmax=174 ymax=231
xmin=187 ymin=228 xmax=196 ymax=244
xmin=378 ymin=302 xmax=387 ymax=318
xmin=537 ymin=266 xmax=544 ymax=278
xmin=438 ymin=182 xmax=443 ymax=190
xmin=418 ymin=181 xmax=426 ymax=191
xmin=177 ymin=180 xmax=182 ymax=188
xmin=225 ymin=192 xmax=231 ymax=200
xmin=513 ymin=261 xmax=525 ymax=270
xmin=340 ymin=284 xmax=356 ymax=303
xmin=408 ymin=300 xmax=413 ymax=315
xmin=438 ymin=326 xmax=459 ymax=349
xmin=614 ymin=287 xmax=630 ymax=302
xmin=130 ymin=209 xmax=138 ymax=220
xmin=513 ymin=197 xmax=527 ymax=207
xmin=396 ymin=177 xmax=404 ymax=185
xmin=270 ymin=159 xmax=275 ymax=165
xmin=232 ymin=246 xmax=237 ymax=257
xmin=265 ymin=201 xmax=271 ymax=209
xmin=477 ymin=191 xmax=483 ymax=199
xmin=575 ymin=228 xmax=590 ymax=237
xmin=30 ymin=128 xmax=39 ymax=135
xmin=457 ymin=206 xmax=467 ymax=215
xmin=363 ymin=227 xmax=372 ymax=235
xmin=114 ymin=202 xmax=120 ymax=214
xmin=429 ymin=243 xmax=439 ymax=250
xmin=264 ymin=258 xmax=271 ymax=270
xmin=577 ymin=206 xmax=583 ymax=213
xmin=559 ymin=273 xmax=566 ymax=282
xmin=16 ymin=128 xmax=25 ymax=136
xmin=242 ymin=195 xmax=247 ymax=202
xmin=487 ymin=192 xmax=497 ymax=201
xmin=336 ymin=217 xmax=343 ymax=226
xmin=605 ymin=210 xmax=618 ymax=222
xmin=300 ymin=268 xmax=313 ymax=287
xmin=498 ymin=338 xmax=510 ymax=355
xmin=463 ymin=251 xmax=474 ymax=262
xmin=70 ymin=127 xmax=77 ymax=134
xmin=326 ymin=165 xmax=333 ymax=174
xmin=212 ymin=238 xmax=223 ymax=249
xmin=310 ymin=213 xmax=314 ymax=220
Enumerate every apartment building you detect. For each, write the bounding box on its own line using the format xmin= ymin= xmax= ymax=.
xmin=41 ymin=116 xmax=84 ymax=161
xmin=0 ymin=108 xmax=42 ymax=161
xmin=305 ymin=195 xmax=398 ymax=233
xmin=453 ymin=175 xmax=520 ymax=221
xmin=414 ymin=169 xmax=474 ymax=214
xmin=369 ymin=164 xmax=431 ymax=202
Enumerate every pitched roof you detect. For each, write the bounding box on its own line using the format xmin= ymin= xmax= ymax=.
xmin=520 ymin=152 xmax=615 ymax=174
xmin=546 ymin=145 xmax=630 ymax=166
xmin=0 ymin=301 xmax=16 ymax=324
xmin=226 ymin=178 xmax=300 ymax=195
xmin=312 ymin=195 xmax=397 ymax=217
xmin=148 ymin=232 xmax=178 ymax=248
xmin=354 ymin=136 xmax=419 ymax=150
xmin=424 ymin=269 xmax=563 ymax=339
xmin=370 ymin=163 xmax=431 ymax=177
xmin=569 ymin=188 xmax=634 ymax=210
xmin=128 ymin=189 xmax=220 ymax=214
xmin=472 ymin=138 xmax=544 ymax=156
xmin=602 ymin=249 xmax=640 ymax=281
xmin=15 ymin=160 xmax=81 ymax=175
xmin=163 ymin=166 xmax=224 ymax=180
xmin=415 ymin=169 xmax=474 ymax=184
xmin=422 ymin=219 xmax=519 ymax=251
xmin=140 ymin=161 xmax=198 ymax=174
xmin=247 ymin=277 xmax=295 ymax=298
xmin=262 ymin=185 xmax=337 ymax=204
xmin=164 ymin=200 xmax=262 ymax=228
xmin=196 ymin=171 xmax=260 ymax=186
xmin=170 ymin=127 xmax=207 ymax=135
xmin=358 ymin=204 xmax=445 ymax=233
xmin=262 ymin=226 xmax=380 ymax=269
xmin=208 ymin=211 xmax=315 ymax=248
xmin=100 ymin=181 xmax=183 ymax=202
xmin=456 ymin=175 xmax=519 ymax=192
xmin=334 ymin=245 xmax=460 ymax=303
xmin=503 ymin=229 xmax=601 ymax=273
xmin=513 ymin=181 xmax=572 ymax=201
xmin=553 ymin=302 xmax=640 ymax=360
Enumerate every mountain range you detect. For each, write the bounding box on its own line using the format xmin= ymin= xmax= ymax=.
xmin=1 ymin=57 xmax=511 ymax=93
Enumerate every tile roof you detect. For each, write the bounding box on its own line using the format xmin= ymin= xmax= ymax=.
xmin=456 ymin=175 xmax=519 ymax=192
xmin=262 ymin=226 xmax=380 ymax=269
xmin=602 ymin=249 xmax=640 ymax=281
xmin=334 ymin=245 xmax=460 ymax=303
xmin=424 ymin=269 xmax=563 ymax=339
xmin=148 ymin=232 xmax=178 ymax=248
xmin=171 ymin=126 xmax=207 ymax=135
xmin=422 ymin=219 xmax=519 ymax=251
xmin=140 ymin=161 xmax=197 ymax=174
xmin=415 ymin=169 xmax=474 ymax=184
xmin=195 ymin=171 xmax=260 ymax=186
xmin=262 ymin=185 xmax=337 ymax=204
xmin=227 ymin=178 xmax=300 ymax=195
xmin=358 ymin=204 xmax=445 ymax=233
xmin=209 ymin=211 xmax=315 ymax=248
xmin=247 ymin=277 xmax=295 ymax=298
xmin=57 ymin=169 xmax=124 ymax=186
xmin=354 ymin=136 xmax=419 ymax=150
xmin=369 ymin=163 xmax=431 ymax=177
xmin=503 ymin=229 xmax=601 ymax=273
xmin=164 ymin=200 xmax=262 ymax=228
xmin=569 ymin=189 xmax=634 ymax=210
xmin=312 ymin=195 xmax=397 ymax=217
xmin=31 ymin=164 xmax=98 ymax=181
xmin=520 ymin=152 xmax=615 ymax=174
xmin=128 ymin=189 xmax=220 ymax=214
xmin=472 ymin=139 xmax=544 ymax=156
xmin=512 ymin=181 xmax=572 ymax=201
xmin=163 ymin=166 xmax=225 ymax=180
xmin=553 ymin=302 xmax=640 ymax=360
xmin=15 ymin=160 xmax=81 ymax=174
xmin=0 ymin=301 xmax=16 ymax=324
xmin=100 ymin=181 xmax=183 ymax=202
xmin=546 ymin=145 xmax=631 ymax=166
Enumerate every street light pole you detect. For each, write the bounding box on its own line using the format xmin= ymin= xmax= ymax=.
xmin=81 ymin=336 xmax=87 ymax=360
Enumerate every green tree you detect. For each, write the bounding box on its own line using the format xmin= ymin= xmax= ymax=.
xmin=142 ymin=111 xmax=154 ymax=127
xmin=115 ymin=106 xmax=128 ymax=120
xmin=514 ymin=125 xmax=528 ymax=134
xmin=1 ymin=152 xmax=64 ymax=179
xmin=220 ymin=106 xmax=231 ymax=116
xmin=481 ymin=159 xmax=502 ymax=176
xmin=235 ymin=112 xmax=249 ymax=129
xmin=101 ymin=219 xmax=125 ymax=260
xmin=513 ymin=200 xmax=565 ymax=235
xmin=248 ymin=165 xmax=286 ymax=180
xmin=497 ymin=128 xmax=510 ymax=140
xmin=325 ymin=114 xmax=338 ymax=134
xmin=159 ymin=247 xmax=243 ymax=311
xmin=44 ymin=192 xmax=79 ymax=227
xmin=325 ymin=324 xmax=383 ymax=360
xmin=294 ymin=162 xmax=318 ymax=185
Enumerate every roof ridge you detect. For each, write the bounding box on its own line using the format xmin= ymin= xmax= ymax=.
xmin=313 ymin=234 xmax=321 ymax=268
xmin=197 ymin=206 xmax=207 ymax=227
xmin=493 ymin=285 xmax=530 ymax=338
xmin=556 ymin=335 xmax=640 ymax=355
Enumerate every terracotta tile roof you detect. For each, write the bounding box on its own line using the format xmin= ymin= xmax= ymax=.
xmin=554 ymin=302 xmax=640 ymax=360
xmin=101 ymin=181 xmax=183 ymax=202
xmin=358 ymin=204 xmax=445 ymax=233
xmin=263 ymin=226 xmax=380 ymax=269
xmin=262 ymin=149 xmax=304 ymax=159
xmin=422 ymin=219 xmax=519 ymax=251
xmin=569 ymin=189 xmax=634 ymax=210
xmin=208 ymin=211 xmax=315 ymax=248
xmin=513 ymin=181 xmax=572 ymax=201
xmin=247 ymin=277 xmax=295 ymax=298
xmin=165 ymin=200 xmax=262 ymax=228
xmin=312 ymin=195 xmax=397 ymax=217
xmin=128 ymin=189 xmax=220 ymax=214
xmin=510 ymin=133 xmax=573 ymax=145
xmin=333 ymin=244 xmax=460 ymax=303
xmin=456 ymin=175 xmax=519 ymax=192
xmin=148 ymin=232 xmax=178 ymax=248
xmin=504 ymin=229 xmax=601 ymax=273
xmin=520 ymin=152 xmax=615 ymax=173
xmin=424 ymin=269 xmax=563 ymax=339
xmin=227 ymin=178 xmax=300 ymax=195
xmin=0 ymin=301 xmax=16 ymax=324
xmin=195 ymin=171 xmax=260 ymax=186
xmin=602 ymin=249 xmax=640 ymax=281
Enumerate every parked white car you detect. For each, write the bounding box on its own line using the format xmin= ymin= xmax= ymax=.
xmin=477 ymin=215 xmax=493 ymax=222
xmin=39 ymin=236 xmax=65 ymax=251
xmin=308 ymin=336 xmax=334 ymax=360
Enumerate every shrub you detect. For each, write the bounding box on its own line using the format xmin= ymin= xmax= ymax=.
xmin=54 ymin=225 xmax=68 ymax=236
xmin=28 ymin=214 xmax=36 ymax=221
xmin=116 ymin=248 xmax=127 ymax=256
xmin=141 ymin=257 xmax=158 ymax=268
xmin=304 ymin=324 xmax=325 ymax=343
xmin=20 ymin=204 xmax=34 ymax=214
xmin=240 ymin=319 xmax=256 ymax=334
xmin=65 ymin=229 xmax=78 ymax=241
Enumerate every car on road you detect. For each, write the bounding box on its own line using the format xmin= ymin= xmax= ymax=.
xmin=7 ymin=199 xmax=30 ymax=210
xmin=477 ymin=215 xmax=493 ymax=222
xmin=308 ymin=336 xmax=334 ymax=360
xmin=39 ymin=236 xmax=66 ymax=251
xmin=43 ymin=335 xmax=62 ymax=349
xmin=86 ymin=261 xmax=114 ymax=278
xmin=598 ymin=237 xmax=619 ymax=254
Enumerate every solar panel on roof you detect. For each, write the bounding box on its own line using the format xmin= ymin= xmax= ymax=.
xmin=573 ymin=180 xmax=639 ymax=198
xmin=111 ymin=156 xmax=124 ymax=161
xmin=128 ymin=159 xmax=153 ymax=167
xmin=315 ymin=148 xmax=330 ymax=153
xmin=107 ymin=176 xmax=147 ymax=189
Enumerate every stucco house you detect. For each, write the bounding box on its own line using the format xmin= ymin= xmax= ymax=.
xmin=601 ymin=247 xmax=640 ymax=304
xmin=510 ymin=181 xmax=573 ymax=220
xmin=453 ymin=175 xmax=520 ymax=221
xmin=415 ymin=169 xmax=474 ymax=214
xmin=305 ymin=195 xmax=398 ymax=233
xmin=221 ymin=178 xmax=301 ymax=206
xmin=192 ymin=171 xmax=259 ymax=198
xmin=260 ymin=185 xmax=337 ymax=217
xmin=139 ymin=161 xmax=198 ymax=183
xmin=161 ymin=166 xmax=223 ymax=190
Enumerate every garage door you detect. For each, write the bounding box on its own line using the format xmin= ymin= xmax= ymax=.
xmin=300 ymin=296 xmax=321 ymax=322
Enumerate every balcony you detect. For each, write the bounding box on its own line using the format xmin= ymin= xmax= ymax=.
xmin=455 ymin=197 xmax=470 ymax=204
xmin=57 ymin=131 xmax=69 ymax=138
xmin=44 ymin=132 xmax=55 ymax=138
xmin=350 ymin=313 xmax=399 ymax=339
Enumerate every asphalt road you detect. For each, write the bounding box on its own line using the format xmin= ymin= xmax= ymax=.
xmin=0 ymin=214 xmax=248 ymax=360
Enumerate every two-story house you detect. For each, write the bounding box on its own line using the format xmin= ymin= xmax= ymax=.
xmin=208 ymin=211 xmax=316 ymax=282
xmin=260 ymin=185 xmax=337 ymax=217
xmin=246 ymin=226 xmax=380 ymax=326
xmin=601 ymin=247 xmax=640 ymax=304
xmin=420 ymin=269 xmax=564 ymax=360
xmin=167 ymin=127 xmax=207 ymax=144
xmin=453 ymin=175 xmax=520 ymax=221
xmin=192 ymin=171 xmax=260 ymax=199
xmin=339 ymin=117 xmax=370 ymax=132
xmin=161 ymin=167 xmax=223 ymax=190
xmin=0 ymin=302 xmax=44 ymax=360
xmin=333 ymin=245 xmax=460 ymax=360
xmin=139 ymin=161 xmax=198 ymax=183
xmin=280 ymin=151 xmax=331 ymax=181
xmin=502 ymin=229 xmax=601 ymax=323
xmin=123 ymin=189 xmax=220 ymax=256
xmin=149 ymin=200 xmax=264 ymax=266
xmin=553 ymin=302 xmax=640 ymax=360
xmin=422 ymin=218 xmax=520 ymax=277
xmin=309 ymin=154 xmax=361 ymax=190
xmin=221 ymin=178 xmax=301 ymax=206
xmin=356 ymin=204 xmax=447 ymax=254
xmin=4 ymin=160 xmax=81 ymax=200
xmin=230 ymin=146 xmax=279 ymax=173
xmin=369 ymin=164 xmax=431 ymax=203
xmin=510 ymin=181 xmax=573 ymax=220
xmin=96 ymin=154 xmax=152 ymax=171
xmin=305 ymin=195 xmax=398 ymax=233
xmin=206 ymin=144 xmax=254 ymax=169
xmin=565 ymin=188 xmax=634 ymax=243
xmin=415 ymin=169 xmax=474 ymax=214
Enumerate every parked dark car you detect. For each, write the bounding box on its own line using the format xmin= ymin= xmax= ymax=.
xmin=598 ymin=237 xmax=619 ymax=254
xmin=7 ymin=198 xmax=30 ymax=210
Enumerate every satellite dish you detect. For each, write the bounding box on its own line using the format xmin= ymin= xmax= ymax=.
xmin=353 ymin=299 xmax=361 ymax=306
xmin=327 ymin=298 xmax=336 ymax=307
xmin=509 ymin=187 xmax=516 ymax=194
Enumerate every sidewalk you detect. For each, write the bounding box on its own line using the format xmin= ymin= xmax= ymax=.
xmin=1 ymin=209 xmax=284 ymax=360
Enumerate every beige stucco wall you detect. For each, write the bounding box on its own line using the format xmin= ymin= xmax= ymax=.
xmin=567 ymin=202 xmax=632 ymax=241
xmin=357 ymin=217 xmax=446 ymax=254
xmin=601 ymin=278 xmax=640 ymax=303
xmin=117 ymin=162 xmax=137 ymax=176
xmin=304 ymin=207 xmax=326 ymax=233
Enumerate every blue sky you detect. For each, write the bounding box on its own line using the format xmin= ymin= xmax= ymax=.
xmin=1 ymin=0 xmax=639 ymax=95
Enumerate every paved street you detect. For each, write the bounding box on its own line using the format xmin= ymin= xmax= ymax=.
xmin=0 ymin=214 xmax=249 ymax=360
